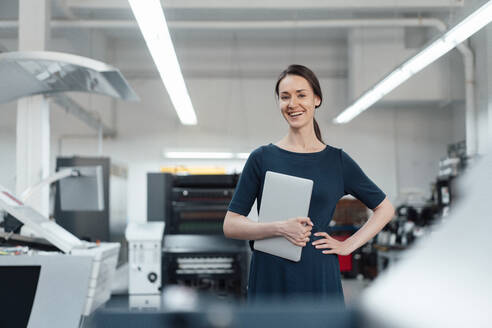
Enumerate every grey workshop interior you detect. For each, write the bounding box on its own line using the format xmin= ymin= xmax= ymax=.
xmin=0 ymin=1 xmax=491 ymax=327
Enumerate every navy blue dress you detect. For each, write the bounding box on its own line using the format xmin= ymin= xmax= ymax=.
xmin=228 ymin=143 xmax=386 ymax=302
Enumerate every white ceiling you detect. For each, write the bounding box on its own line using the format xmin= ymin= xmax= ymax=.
xmin=0 ymin=0 xmax=465 ymax=76
xmin=0 ymin=0 xmax=464 ymax=39
xmin=0 ymin=0 xmax=467 ymax=140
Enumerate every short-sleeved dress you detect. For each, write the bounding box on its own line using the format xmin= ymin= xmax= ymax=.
xmin=228 ymin=143 xmax=386 ymax=302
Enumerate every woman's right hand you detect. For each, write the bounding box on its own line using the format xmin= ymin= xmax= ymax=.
xmin=279 ymin=217 xmax=313 ymax=247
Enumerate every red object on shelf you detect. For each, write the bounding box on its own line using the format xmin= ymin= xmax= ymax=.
xmin=333 ymin=235 xmax=352 ymax=272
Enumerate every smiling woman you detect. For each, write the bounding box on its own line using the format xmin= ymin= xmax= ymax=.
xmin=275 ymin=64 xmax=324 ymax=146
xmin=223 ymin=64 xmax=395 ymax=303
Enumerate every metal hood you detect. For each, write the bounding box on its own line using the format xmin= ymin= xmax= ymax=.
xmin=0 ymin=51 xmax=139 ymax=104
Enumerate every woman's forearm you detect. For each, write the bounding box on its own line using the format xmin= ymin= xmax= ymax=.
xmin=223 ymin=211 xmax=282 ymax=240
xmin=344 ymin=198 xmax=395 ymax=253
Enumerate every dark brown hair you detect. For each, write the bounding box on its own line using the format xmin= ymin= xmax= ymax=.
xmin=274 ymin=64 xmax=324 ymax=144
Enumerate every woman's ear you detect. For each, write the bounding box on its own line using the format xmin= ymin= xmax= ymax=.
xmin=315 ymin=96 xmax=321 ymax=108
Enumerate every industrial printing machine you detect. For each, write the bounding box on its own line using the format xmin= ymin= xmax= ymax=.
xmin=0 ymin=185 xmax=119 ymax=328
xmin=147 ymin=173 xmax=248 ymax=297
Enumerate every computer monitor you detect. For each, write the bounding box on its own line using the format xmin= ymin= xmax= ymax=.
xmin=0 ymin=266 xmax=40 ymax=328
xmin=55 ymin=157 xmax=110 ymax=242
xmin=0 ymin=255 xmax=92 ymax=328
xmin=58 ymin=165 xmax=104 ymax=211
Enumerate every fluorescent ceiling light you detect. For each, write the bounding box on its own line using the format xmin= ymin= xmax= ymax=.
xmin=445 ymin=1 xmax=492 ymax=45
xmin=403 ymin=39 xmax=455 ymax=74
xmin=374 ymin=69 xmax=412 ymax=96
xmin=128 ymin=0 xmax=197 ymax=125
xmin=334 ymin=0 xmax=492 ymax=124
xmin=164 ymin=152 xmax=235 ymax=159
xmin=163 ymin=151 xmax=251 ymax=159
xmin=236 ymin=153 xmax=250 ymax=159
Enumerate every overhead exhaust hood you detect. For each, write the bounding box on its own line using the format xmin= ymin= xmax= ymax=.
xmin=0 ymin=51 xmax=139 ymax=104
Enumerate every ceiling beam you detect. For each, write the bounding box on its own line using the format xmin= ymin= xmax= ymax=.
xmin=50 ymin=94 xmax=116 ymax=138
xmin=66 ymin=0 xmax=464 ymax=10
xmin=121 ymin=68 xmax=348 ymax=80
xmin=0 ymin=17 xmax=447 ymax=30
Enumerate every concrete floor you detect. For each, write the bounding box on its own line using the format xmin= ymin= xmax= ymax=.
xmin=341 ymin=278 xmax=372 ymax=305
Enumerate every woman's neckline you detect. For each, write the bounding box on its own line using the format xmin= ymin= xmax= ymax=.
xmin=269 ymin=143 xmax=328 ymax=155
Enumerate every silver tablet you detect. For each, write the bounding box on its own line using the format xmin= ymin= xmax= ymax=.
xmin=254 ymin=171 xmax=313 ymax=262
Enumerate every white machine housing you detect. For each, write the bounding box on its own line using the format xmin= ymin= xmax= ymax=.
xmin=71 ymin=243 xmax=119 ymax=314
xmin=125 ymin=222 xmax=165 ymax=294
xmin=0 ymin=186 xmax=120 ymax=316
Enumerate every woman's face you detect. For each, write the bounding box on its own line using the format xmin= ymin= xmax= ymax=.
xmin=278 ymin=74 xmax=320 ymax=130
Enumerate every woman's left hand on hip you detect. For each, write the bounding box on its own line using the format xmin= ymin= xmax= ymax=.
xmin=312 ymin=232 xmax=352 ymax=256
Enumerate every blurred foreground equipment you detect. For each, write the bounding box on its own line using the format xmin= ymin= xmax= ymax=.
xmin=361 ymin=150 xmax=492 ymax=328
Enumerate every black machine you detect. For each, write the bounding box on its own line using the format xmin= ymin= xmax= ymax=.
xmin=147 ymin=173 xmax=248 ymax=298
xmin=161 ymin=235 xmax=248 ymax=297
xmin=54 ymin=156 xmax=129 ymax=265
xmin=148 ymin=173 xmax=238 ymax=235
xmin=55 ymin=157 xmax=110 ymax=242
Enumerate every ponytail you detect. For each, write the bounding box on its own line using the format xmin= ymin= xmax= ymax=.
xmin=313 ymin=118 xmax=324 ymax=144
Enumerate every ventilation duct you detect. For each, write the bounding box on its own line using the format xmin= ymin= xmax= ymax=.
xmin=0 ymin=51 xmax=138 ymax=104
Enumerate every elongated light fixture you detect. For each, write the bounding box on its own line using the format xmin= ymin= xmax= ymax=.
xmin=236 ymin=153 xmax=250 ymax=159
xmin=163 ymin=151 xmax=251 ymax=159
xmin=334 ymin=0 xmax=492 ymax=124
xmin=128 ymin=0 xmax=197 ymax=125
xmin=164 ymin=152 xmax=235 ymax=159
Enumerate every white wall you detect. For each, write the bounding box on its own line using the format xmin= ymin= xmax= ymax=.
xmin=0 ymin=130 xmax=16 ymax=192
xmin=0 ymin=55 xmax=17 ymax=193
xmin=471 ymin=23 xmax=492 ymax=154
xmin=0 ymin=22 xmax=471 ymax=222
xmin=348 ymin=27 xmax=464 ymax=102
xmin=442 ymin=0 xmax=492 ymax=154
